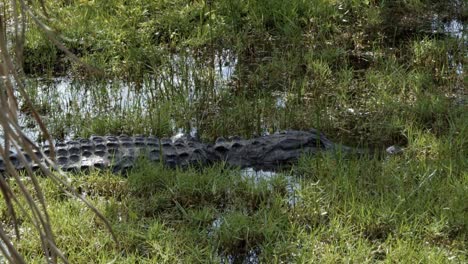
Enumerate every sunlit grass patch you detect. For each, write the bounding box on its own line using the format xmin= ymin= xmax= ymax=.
xmin=3 ymin=135 xmax=465 ymax=262
xmin=3 ymin=0 xmax=466 ymax=262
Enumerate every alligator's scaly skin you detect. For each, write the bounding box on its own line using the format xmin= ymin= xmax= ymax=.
xmin=0 ymin=130 xmax=362 ymax=173
xmin=212 ymin=130 xmax=340 ymax=170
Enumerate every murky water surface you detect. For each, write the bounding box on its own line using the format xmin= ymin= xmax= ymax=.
xmin=212 ymin=169 xmax=299 ymax=264
xmin=2 ymin=50 xmax=238 ymax=143
xmin=0 ymin=5 xmax=465 ymax=263
xmin=1 ymin=15 xmax=464 ymax=146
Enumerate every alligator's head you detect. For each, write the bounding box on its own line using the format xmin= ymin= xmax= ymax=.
xmin=212 ymin=129 xmax=351 ymax=170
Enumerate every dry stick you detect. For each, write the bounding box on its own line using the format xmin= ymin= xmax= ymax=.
xmin=0 ymin=75 xmax=22 ymax=244
xmin=4 ymin=0 xmax=118 ymax=255
xmin=6 ymin=112 xmax=120 ymax=247
xmin=0 ymin=164 xmax=20 ymax=242
xmin=7 ymin=122 xmax=51 ymax=217
xmin=38 ymin=0 xmax=49 ymax=18
xmin=0 ymin=17 xmax=57 ymax=161
xmin=0 ymin=171 xmax=49 ymax=264
xmin=0 ymin=147 xmax=69 ymax=264
xmin=0 ymin=54 xmax=59 ymax=263
xmin=1 ymin=82 xmax=118 ymax=248
xmin=0 ymin=16 xmax=19 ymax=120
xmin=10 ymin=140 xmax=62 ymax=261
xmin=0 ymin=134 xmax=18 ymax=240
xmin=0 ymin=135 xmax=59 ymax=264
xmin=11 ymin=0 xmax=26 ymax=68
xmin=6 ymin=136 xmax=72 ymax=264
xmin=0 ymin=5 xmax=60 ymax=264
xmin=0 ymin=175 xmax=16 ymax=224
xmin=0 ymin=163 xmax=53 ymax=263
xmin=0 ymin=176 xmax=58 ymax=264
xmin=0 ymin=224 xmax=26 ymax=264
xmin=0 ymin=69 xmax=62 ymax=264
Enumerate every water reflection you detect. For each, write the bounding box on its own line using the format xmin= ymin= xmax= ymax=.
xmin=220 ymin=248 xmax=260 ymax=264
xmin=241 ymin=168 xmax=299 ymax=207
xmin=209 ymin=168 xmax=300 ymax=264
xmin=0 ymin=51 xmax=237 ymax=143
xmin=431 ymin=16 xmax=465 ymax=40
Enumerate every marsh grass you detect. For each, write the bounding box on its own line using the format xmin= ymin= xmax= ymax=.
xmin=19 ymin=1 xmax=466 ymax=144
xmin=2 ymin=0 xmax=467 ymax=262
xmin=4 ymin=128 xmax=466 ymax=262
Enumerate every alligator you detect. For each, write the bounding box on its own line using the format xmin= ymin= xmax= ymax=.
xmin=0 ymin=129 xmax=372 ymax=174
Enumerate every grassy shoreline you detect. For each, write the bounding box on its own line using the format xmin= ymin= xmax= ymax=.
xmin=1 ymin=0 xmax=466 ymax=262
xmin=6 ymin=139 xmax=467 ymax=262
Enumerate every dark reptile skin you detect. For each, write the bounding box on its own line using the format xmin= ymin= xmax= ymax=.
xmin=0 ymin=130 xmax=362 ymax=173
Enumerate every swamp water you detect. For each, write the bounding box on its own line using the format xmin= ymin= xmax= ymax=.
xmin=3 ymin=52 xmax=299 ymax=263
xmin=1 ymin=12 xmax=465 ymax=263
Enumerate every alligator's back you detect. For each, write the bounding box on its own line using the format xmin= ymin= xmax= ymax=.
xmin=0 ymin=135 xmax=215 ymax=173
xmin=0 ymin=130 xmax=365 ymax=173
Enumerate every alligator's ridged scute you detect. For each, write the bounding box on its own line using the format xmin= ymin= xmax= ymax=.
xmin=0 ymin=130 xmax=352 ymax=173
